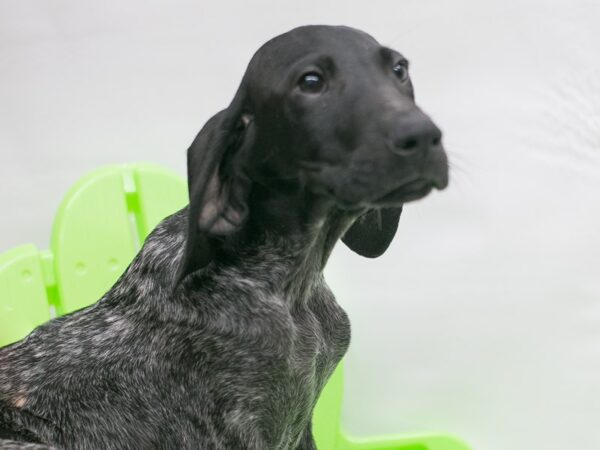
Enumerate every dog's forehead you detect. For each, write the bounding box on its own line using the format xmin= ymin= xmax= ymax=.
xmin=248 ymin=25 xmax=381 ymax=75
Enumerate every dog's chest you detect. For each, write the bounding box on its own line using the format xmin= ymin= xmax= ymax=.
xmin=177 ymin=269 xmax=351 ymax=448
xmin=207 ymin=269 xmax=350 ymax=376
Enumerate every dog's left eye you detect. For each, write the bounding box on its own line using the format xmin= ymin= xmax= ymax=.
xmin=392 ymin=62 xmax=409 ymax=82
xmin=298 ymin=72 xmax=325 ymax=93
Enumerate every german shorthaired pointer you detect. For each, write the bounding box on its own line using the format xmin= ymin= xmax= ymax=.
xmin=0 ymin=25 xmax=448 ymax=449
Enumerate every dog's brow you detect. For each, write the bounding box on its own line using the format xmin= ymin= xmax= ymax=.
xmin=379 ymin=47 xmax=408 ymax=66
xmin=379 ymin=47 xmax=394 ymax=63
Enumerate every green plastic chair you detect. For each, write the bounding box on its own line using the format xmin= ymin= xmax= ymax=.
xmin=0 ymin=163 xmax=470 ymax=450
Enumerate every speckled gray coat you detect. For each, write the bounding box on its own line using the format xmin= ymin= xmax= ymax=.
xmin=1 ymin=207 xmax=352 ymax=449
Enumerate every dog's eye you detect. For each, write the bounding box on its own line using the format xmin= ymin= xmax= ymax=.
xmin=392 ymin=62 xmax=409 ymax=82
xmin=298 ymin=72 xmax=324 ymax=93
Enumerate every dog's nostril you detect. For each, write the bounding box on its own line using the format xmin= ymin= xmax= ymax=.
xmin=401 ymin=138 xmax=418 ymax=151
xmin=393 ymin=118 xmax=442 ymax=154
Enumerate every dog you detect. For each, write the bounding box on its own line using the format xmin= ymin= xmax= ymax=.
xmin=0 ymin=25 xmax=448 ymax=449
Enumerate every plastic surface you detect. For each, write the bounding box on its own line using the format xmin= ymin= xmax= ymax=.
xmin=0 ymin=163 xmax=470 ymax=450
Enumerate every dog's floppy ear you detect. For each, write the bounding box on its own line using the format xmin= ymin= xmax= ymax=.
xmin=176 ymin=91 xmax=254 ymax=284
xmin=342 ymin=207 xmax=403 ymax=258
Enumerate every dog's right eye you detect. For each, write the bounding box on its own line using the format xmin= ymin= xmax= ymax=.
xmin=393 ymin=61 xmax=409 ymax=82
xmin=298 ymin=72 xmax=325 ymax=93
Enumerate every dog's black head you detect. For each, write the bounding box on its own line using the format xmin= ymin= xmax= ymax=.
xmin=177 ymin=25 xmax=449 ymax=281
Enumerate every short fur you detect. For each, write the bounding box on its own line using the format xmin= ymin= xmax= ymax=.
xmin=0 ymin=25 xmax=448 ymax=449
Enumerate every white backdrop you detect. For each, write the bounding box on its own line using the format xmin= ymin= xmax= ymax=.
xmin=1 ymin=1 xmax=600 ymax=449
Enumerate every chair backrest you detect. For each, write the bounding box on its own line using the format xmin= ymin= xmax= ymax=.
xmin=0 ymin=163 xmax=469 ymax=450
xmin=0 ymin=163 xmax=188 ymax=332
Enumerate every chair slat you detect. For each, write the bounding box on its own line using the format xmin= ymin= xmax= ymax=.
xmin=51 ymin=167 xmax=137 ymax=314
xmin=130 ymin=164 xmax=187 ymax=240
xmin=0 ymin=244 xmax=51 ymax=346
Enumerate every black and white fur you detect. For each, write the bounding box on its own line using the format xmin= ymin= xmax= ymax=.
xmin=0 ymin=25 xmax=448 ymax=449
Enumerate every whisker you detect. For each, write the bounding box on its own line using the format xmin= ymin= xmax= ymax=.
xmin=446 ymin=149 xmax=477 ymax=178
xmin=448 ymin=160 xmax=470 ymax=178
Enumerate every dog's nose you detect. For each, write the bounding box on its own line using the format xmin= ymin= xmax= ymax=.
xmin=392 ymin=115 xmax=442 ymax=155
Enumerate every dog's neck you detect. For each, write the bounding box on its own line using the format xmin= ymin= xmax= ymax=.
xmin=111 ymin=191 xmax=359 ymax=308
xmin=223 ymin=185 xmax=359 ymax=302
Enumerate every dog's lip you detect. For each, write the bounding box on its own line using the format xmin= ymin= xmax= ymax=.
xmin=299 ymin=161 xmax=443 ymax=206
xmin=375 ymin=178 xmax=436 ymax=204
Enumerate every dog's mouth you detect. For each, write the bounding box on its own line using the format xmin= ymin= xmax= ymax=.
xmin=299 ymin=161 xmax=445 ymax=208
xmin=374 ymin=179 xmax=437 ymax=205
